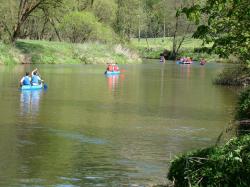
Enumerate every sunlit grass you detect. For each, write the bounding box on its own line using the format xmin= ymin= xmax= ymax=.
xmin=131 ymin=37 xmax=209 ymax=50
xmin=14 ymin=40 xmax=141 ymax=64
xmin=0 ymin=42 xmax=22 ymax=65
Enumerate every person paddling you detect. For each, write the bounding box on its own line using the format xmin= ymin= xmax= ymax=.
xmin=107 ymin=63 xmax=113 ymax=72
xmin=200 ymin=58 xmax=206 ymax=65
xmin=31 ymin=68 xmax=43 ymax=85
xmin=113 ymin=63 xmax=119 ymax=72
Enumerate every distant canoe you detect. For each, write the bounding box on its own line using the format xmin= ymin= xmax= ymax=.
xmin=104 ymin=71 xmax=120 ymax=75
xmin=176 ymin=61 xmax=193 ymax=64
xmin=20 ymin=84 xmax=44 ymax=90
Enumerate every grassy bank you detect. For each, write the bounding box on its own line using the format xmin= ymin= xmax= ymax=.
xmin=0 ymin=42 xmax=23 ymax=65
xmin=0 ymin=40 xmax=141 ymax=65
xmin=130 ymin=37 xmax=231 ymax=63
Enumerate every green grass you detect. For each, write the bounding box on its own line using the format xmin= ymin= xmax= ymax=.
xmin=131 ymin=37 xmax=206 ymax=49
xmin=130 ymin=37 xmax=222 ymax=62
xmin=0 ymin=40 xmax=141 ymax=65
xmin=14 ymin=40 xmax=141 ymax=64
xmin=0 ymin=42 xmax=22 ymax=65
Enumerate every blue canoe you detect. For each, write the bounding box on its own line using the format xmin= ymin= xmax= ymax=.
xmin=176 ymin=61 xmax=193 ymax=64
xmin=105 ymin=71 xmax=120 ymax=75
xmin=20 ymin=84 xmax=45 ymax=90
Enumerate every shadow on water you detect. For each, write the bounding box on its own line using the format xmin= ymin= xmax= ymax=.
xmin=48 ymin=129 xmax=107 ymax=145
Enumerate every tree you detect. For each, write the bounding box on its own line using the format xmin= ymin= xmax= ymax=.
xmin=182 ymin=0 xmax=250 ymax=64
xmin=59 ymin=11 xmax=116 ymax=43
xmin=92 ymin=0 xmax=117 ymax=25
xmin=0 ymin=0 xmax=62 ymax=43
xmin=115 ymin=0 xmax=142 ymax=40
xmin=169 ymin=0 xmax=197 ymax=60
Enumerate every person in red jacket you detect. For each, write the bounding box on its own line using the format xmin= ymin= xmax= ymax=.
xmin=107 ymin=63 xmax=113 ymax=72
xmin=113 ymin=63 xmax=119 ymax=72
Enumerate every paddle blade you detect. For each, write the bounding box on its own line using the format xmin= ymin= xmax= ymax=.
xmin=44 ymin=84 xmax=48 ymax=89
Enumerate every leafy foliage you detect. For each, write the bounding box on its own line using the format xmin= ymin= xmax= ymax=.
xmin=236 ymin=88 xmax=250 ymax=120
xmin=59 ymin=12 xmax=117 ymax=43
xmin=182 ymin=0 xmax=250 ymax=64
xmin=214 ymin=66 xmax=250 ymax=86
xmin=92 ymin=0 xmax=117 ymax=25
xmin=168 ymin=135 xmax=250 ymax=187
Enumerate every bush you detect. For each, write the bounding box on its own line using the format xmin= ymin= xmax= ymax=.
xmin=236 ymin=88 xmax=250 ymax=120
xmin=59 ymin=12 xmax=118 ymax=43
xmin=168 ymin=135 xmax=250 ymax=187
xmin=193 ymin=47 xmax=212 ymax=53
xmin=214 ymin=65 xmax=250 ymax=86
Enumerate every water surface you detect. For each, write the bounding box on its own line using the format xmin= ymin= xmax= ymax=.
xmin=0 ymin=61 xmax=237 ymax=186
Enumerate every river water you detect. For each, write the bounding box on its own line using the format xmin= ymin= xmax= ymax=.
xmin=0 ymin=61 xmax=237 ymax=186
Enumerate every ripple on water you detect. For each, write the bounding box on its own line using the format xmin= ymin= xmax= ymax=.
xmin=48 ymin=128 xmax=107 ymax=145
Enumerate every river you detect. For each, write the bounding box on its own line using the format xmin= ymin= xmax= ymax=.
xmin=0 ymin=61 xmax=237 ymax=186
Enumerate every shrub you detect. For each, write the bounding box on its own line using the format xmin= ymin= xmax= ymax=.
xmin=59 ymin=12 xmax=117 ymax=43
xmin=168 ymin=135 xmax=250 ymax=187
xmin=236 ymin=88 xmax=250 ymax=120
xmin=214 ymin=65 xmax=250 ymax=86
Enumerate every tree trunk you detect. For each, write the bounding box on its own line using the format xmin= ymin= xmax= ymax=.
xmin=171 ymin=15 xmax=178 ymax=60
xmin=163 ymin=15 xmax=166 ymax=41
xmin=49 ymin=18 xmax=61 ymax=42
xmin=11 ymin=25 xmax=21 ymax=43
xmin=11 ymin=0 xmax=44 ymax=43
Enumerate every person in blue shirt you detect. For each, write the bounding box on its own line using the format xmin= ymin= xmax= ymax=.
xmin=20 ymin=72 xmax=31 ymax=86
xmin=31 ymin=68 xmax=43 ymax=85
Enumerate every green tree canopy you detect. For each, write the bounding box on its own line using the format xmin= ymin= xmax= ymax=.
xmin=60 ymin=11 xmax=116 ymax=43
xmin=182 ymin=0 xmax=250 ymax=64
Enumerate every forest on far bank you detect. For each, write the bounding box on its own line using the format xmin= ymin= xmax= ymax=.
xmin=0 ymin=0 xmax=194 ymax=45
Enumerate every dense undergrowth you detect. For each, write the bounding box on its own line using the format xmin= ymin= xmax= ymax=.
xmin=236 ymin=88 xmax=250 ymax=120
xmin=168 ymin=135 xmax=250 ymax=187
xmin=167 ymin=88 xmax=250 ymax=187
xmin=214 ymin=65 xmax=250 ymax=86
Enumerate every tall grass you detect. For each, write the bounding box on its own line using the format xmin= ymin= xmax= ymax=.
xmin=12 ymin=40 xmax=141 ymax=64
xmin=0 ymin=42 xmax=23 ymax=65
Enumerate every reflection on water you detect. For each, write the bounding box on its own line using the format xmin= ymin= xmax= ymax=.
xmin=106 ymin=74 xmax=119 ymax=93
xmin=20 ymin=90 xmax=43 ymax=116
xmin=179 ymin=64 xmax=192 ymax=79
xmin=106 ymin=74 xmax=125 ymax=96
xmin=0 ymin=63 xmax=239 ymax=187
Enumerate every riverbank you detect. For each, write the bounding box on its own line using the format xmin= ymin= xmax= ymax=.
xmin=130 ymin=37 xmax=235 ymax=63
xmin=0 ymin=40 xmax=141 ymax=65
